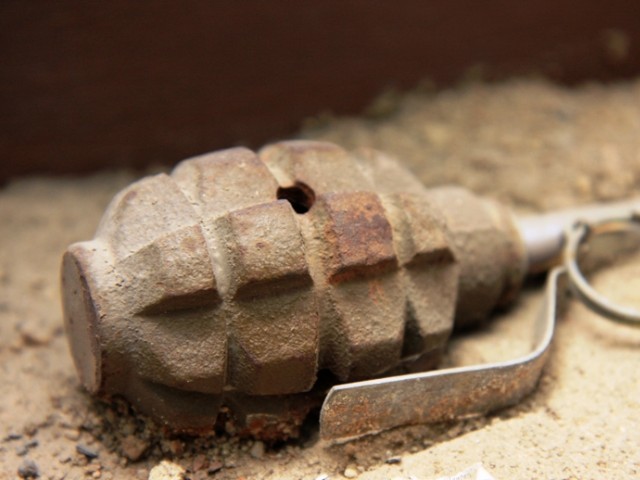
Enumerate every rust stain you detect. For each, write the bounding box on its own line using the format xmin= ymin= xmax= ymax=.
xmin=321 ymin=191 xmax=399 ymax=283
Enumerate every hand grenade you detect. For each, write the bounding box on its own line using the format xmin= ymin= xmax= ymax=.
xmin=61 ymin=141 xmax=526 ymax=439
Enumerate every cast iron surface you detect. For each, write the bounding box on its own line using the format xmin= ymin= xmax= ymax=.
xmin=61 ymin=141 xmax=526 ymax=438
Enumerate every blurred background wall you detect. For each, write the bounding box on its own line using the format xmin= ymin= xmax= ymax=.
xmin=2 ymin=1 xmax=639 ymax=182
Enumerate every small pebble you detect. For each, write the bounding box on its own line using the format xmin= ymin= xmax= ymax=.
xmin=17 ymin=459 xmax=39 ymax=478
xmin=192 ymin=454 xmax=208 ymax=471
xmin=17 ymin=439 xmax=39 ymax=456
xmin=343 ymin=466 xmax=358 ymax=478
xmin=224 ymin=420 xmax=237 ymax=435
xmin=207 ymin=461 xmax=223 ymax=474
xmin=385 ymin=456 xmax=402 ymax=465
xmin=18 ymin=321 xmax=52 ymax=346
xmin=23 ymin=423 xmax=39 ymax=436
xmin=121 ymin=435 xmax=149 ymax=462
xmin=76 ymin=443 xmax=99 ymax=459
xmin=85 ymin=463 xmax=101 ymax=473
xmin=64 ymin=429 xmax=81 ymax=441
xmin=166 ymin=439 xmax=184 ymax=456
xmin=249 ymin=441 xmax=265 ymax=459
xmin=148 ymin=460 xmax=185 ymax=480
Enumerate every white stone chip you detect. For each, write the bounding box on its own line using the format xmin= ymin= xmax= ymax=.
xmin=436 ymin=463 xmax=497 ymax=480
xmin=148 ymin=460 xmax=185 ymax=480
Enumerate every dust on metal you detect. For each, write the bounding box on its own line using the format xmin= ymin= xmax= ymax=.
xmin=61 ymin=140 xmax=527 ymax=439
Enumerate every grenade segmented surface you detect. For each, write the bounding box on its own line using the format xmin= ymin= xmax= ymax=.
xmin=62 ymin=141 xmax=525 ymax=437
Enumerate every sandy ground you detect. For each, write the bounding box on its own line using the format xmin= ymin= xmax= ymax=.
xmin=2 ymin=78 xmax=640 ymax=479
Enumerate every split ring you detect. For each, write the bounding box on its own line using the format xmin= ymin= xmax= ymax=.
xmin=564 ymin=213 xmax=640 ymax=327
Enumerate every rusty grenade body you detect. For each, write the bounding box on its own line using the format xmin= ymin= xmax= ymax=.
xmin=61 ymin=141 xmax=526 ymax=437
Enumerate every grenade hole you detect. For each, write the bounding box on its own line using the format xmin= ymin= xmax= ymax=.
xmin=277 ymin=182 xmax=315 ymax=214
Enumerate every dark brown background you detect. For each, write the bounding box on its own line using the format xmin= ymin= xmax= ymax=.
xmin=2 ymin=1 xmax=640 ymax=181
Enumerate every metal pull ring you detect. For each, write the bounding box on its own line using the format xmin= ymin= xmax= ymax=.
xmin=564 ymin=213 xmax=640 ymax=327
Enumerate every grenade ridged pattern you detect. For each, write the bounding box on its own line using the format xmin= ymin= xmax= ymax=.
xmin=61 ymin=141 xmax=525 ymax=436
